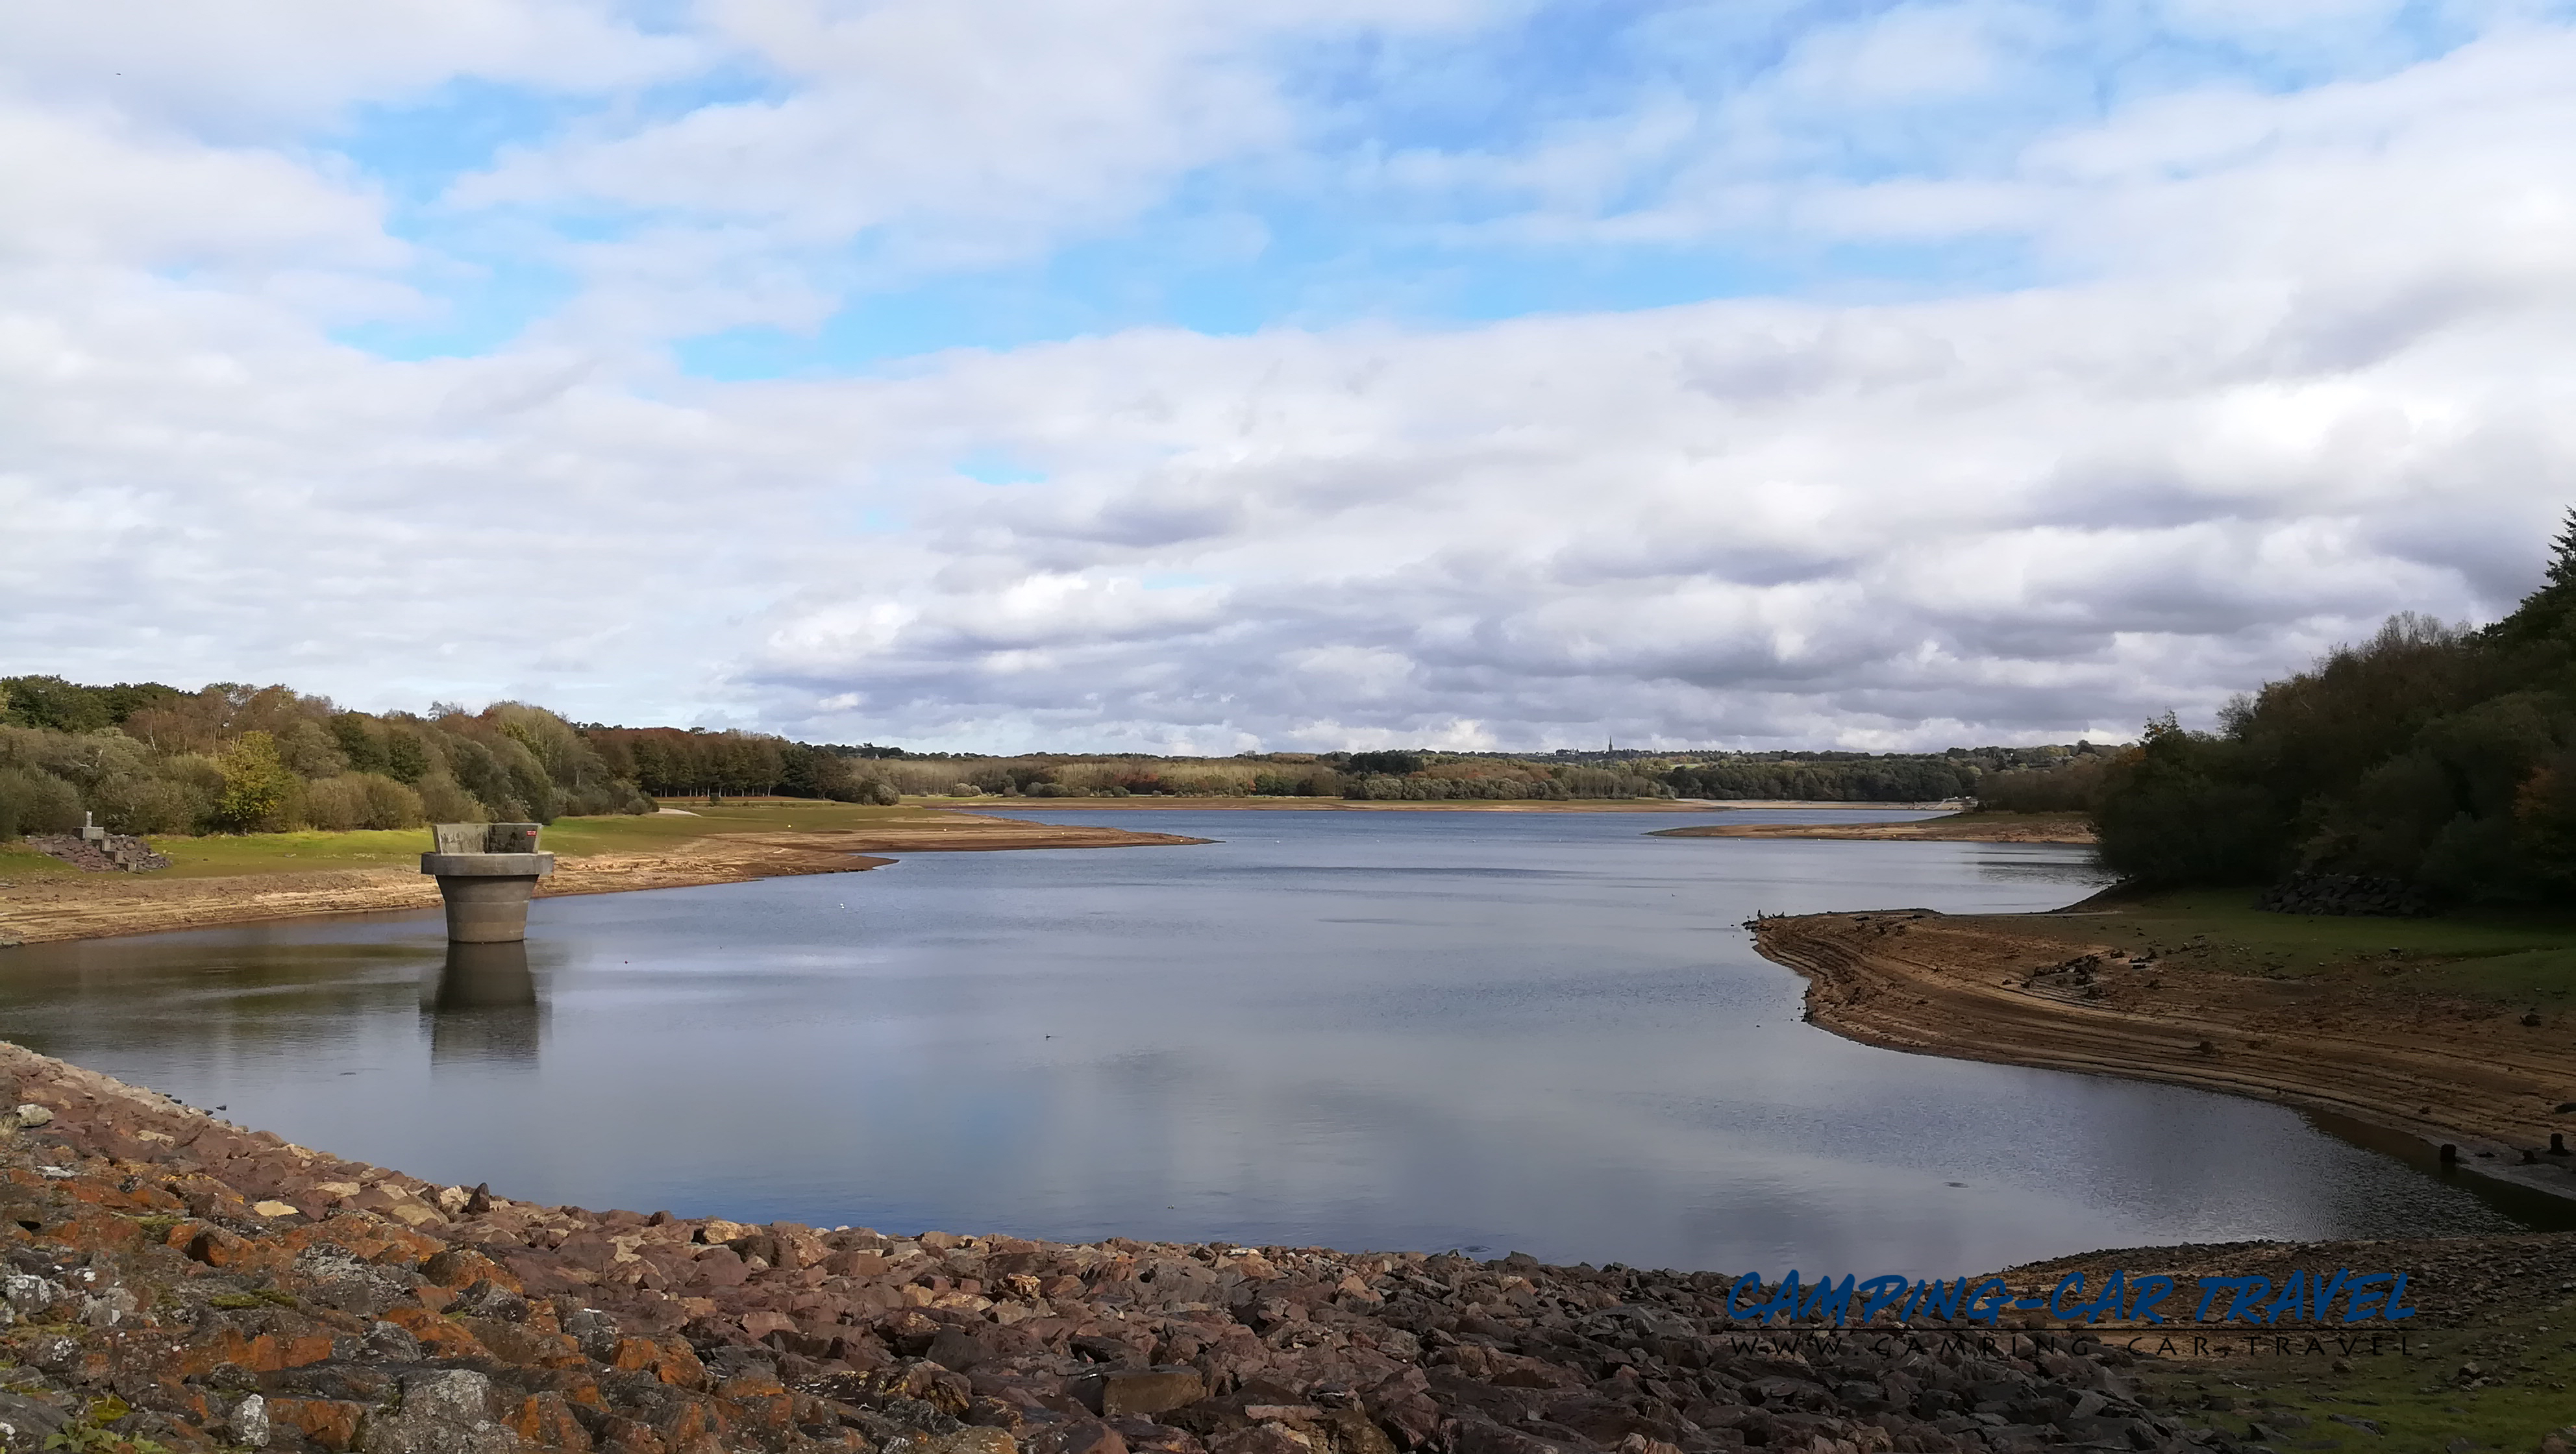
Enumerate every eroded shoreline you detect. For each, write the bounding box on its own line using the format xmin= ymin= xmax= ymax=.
xmin=1751 ymin=911 xmax=2576 ymax=1202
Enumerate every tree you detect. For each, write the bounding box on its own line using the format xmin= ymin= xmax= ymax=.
xmin=213 ymin=731 xmax=296 ymax=832
xmin=2093 ymin=716 xmax=2283 ymax=886
xmin=0 ymin=676 xmax=111 ymax=733
xmin=2488 ymin=506 xmax=2576 ymax=649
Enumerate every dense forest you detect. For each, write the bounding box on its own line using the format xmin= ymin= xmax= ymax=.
xmin=0 ymin=683 xmax=654 ymax=837
xmin=2081 ymin=510 xmax=2576 ymax=904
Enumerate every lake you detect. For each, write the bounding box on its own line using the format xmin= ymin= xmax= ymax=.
xmin=0 ymin=807 xmax=2547 ymax=1274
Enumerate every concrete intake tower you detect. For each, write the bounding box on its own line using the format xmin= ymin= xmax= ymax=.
xmin=421 ymin=822 xmax=555 ymax=943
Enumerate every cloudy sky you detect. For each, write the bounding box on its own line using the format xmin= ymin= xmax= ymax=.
xmin=5 ymin=1 xmax=2572 ymax=752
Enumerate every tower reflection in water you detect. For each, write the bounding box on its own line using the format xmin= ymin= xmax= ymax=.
xmin=425 ymin=941 xmax=541 ymax=1063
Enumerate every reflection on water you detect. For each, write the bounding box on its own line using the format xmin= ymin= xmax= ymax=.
xmin=0 ymin=809 xmax=2550 ymax=1272
xmin=426 ymin=943 xmax=541 ymax=1065
xmin=1972 ymin=849 xmax=2112 ymax=888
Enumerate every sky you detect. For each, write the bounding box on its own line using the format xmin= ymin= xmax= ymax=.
xmin=4 ymin=1 xmax=2573 ymax=754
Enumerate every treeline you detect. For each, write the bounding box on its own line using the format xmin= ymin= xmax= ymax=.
xmin=1665 ymin=757 xmax=1983 ymax=802
xmin=850 ymin=751 xmax=1757 ymax=802
xmin=862 ymin=745 xmax=2120 ymax=804
xmin=2090 ymin=511 xmax=2576 ymax=904
xmin=1973 ymin=756 xmax=2116 ymax=814
xmin=0 ymin=680 xmax=651 ymax=838
xmin=583 ymin=728 xmax=899 ymax=804
xmin=847 ymin=754 xmax=1656 ymax=801
xmin=3 ymin=675 xmax=2126 ymax=841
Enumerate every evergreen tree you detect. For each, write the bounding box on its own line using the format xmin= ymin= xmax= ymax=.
xmin=2488 ymin=504 xmax=2576 ymax=648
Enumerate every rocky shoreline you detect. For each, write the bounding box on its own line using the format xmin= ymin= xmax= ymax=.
xmin=0 ymin=1041 xmax=2362 ymax=1454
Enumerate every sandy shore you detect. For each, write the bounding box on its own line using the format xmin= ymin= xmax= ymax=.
xmin=1752 ymin=911 xmax=2576 ymax=1200
xmin=0 ymin=815 xmax=1205 ymax=946
xmin=1652 ymin=813 xmax=2093 ymax=844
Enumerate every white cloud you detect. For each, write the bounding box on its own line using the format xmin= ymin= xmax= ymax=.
xmin=0 ymin=101 xmax=401 ymax=275
xmin=450 ymin=0 xmax=1496 ymax=331
xmin=2 ymin=4 xmax=2572 ymax=752
xmin=0 ymin=1 xmax=696 ymax=132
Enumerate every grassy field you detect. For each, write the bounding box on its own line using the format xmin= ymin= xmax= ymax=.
xmin=0 ymin=843 xmax=80 ymax=880
xmin=149 ymin=828 xmax=434 ymax=878
xmin=2127 ymin=1294 xmax=2576 ymax=1449
xmin=1968 ymin=887 xmax=2576 ymax=1005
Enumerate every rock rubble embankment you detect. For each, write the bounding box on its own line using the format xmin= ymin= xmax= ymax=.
xmin=21 ymin=833 xmax=170 ymax=874
xmin=1 ymin=1042 xmax=2293 ymax=1454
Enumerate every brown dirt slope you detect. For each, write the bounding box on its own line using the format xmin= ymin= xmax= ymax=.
xmin=1653 ymin=814 xmax=2093 ymax=844
xmin=0 ymin=815 xmax=1203 ymax=946
xmin=1752 ymin=911 xmax=2576 ymax=1196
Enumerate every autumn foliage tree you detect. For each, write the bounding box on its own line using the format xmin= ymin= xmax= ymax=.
xmin=212 ymin=731 xmax=296 ymax=832
xmin=0 ymin=684 xmax=654 ymax=837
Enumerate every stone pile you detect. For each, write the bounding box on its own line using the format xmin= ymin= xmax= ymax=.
xmin=23 ymin=832 xmax=171 ymax=873
xmin=2255 ymin=872 xmax=2428 ymax=918
xmin=0 ymin=1043 xmax=2260 ymax=1454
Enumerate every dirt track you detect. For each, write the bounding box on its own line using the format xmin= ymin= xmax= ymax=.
xmin=1752 ymin=911 xmax=2576 ymax=1198
xmin=0 ymin=816 xmax=1204 ymax=946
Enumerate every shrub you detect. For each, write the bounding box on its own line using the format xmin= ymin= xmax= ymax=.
xmin=303 ymin=775 xmax=372 ymax=831
xmin=416 ymin=772 xmax=487 ymax=823
xmin=92 ymin=774 xmax=197 ymax=835
xmin=355 ymin=772 xmax=427 ymax=829
xmin=559 ymin=780 xmax=652 ymax=817
xmin=0 ymin=768 xmax=81 ymax=837
xmin=157 ymin=754 xmax=224 ymax=830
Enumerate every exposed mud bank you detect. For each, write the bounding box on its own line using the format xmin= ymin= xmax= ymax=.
xmin=1751 ymin=912 xmax=2576 ymax=1200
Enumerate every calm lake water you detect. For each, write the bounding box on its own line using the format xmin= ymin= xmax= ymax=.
xmin=1 ymin=809 xmax=2549 ymax=1273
